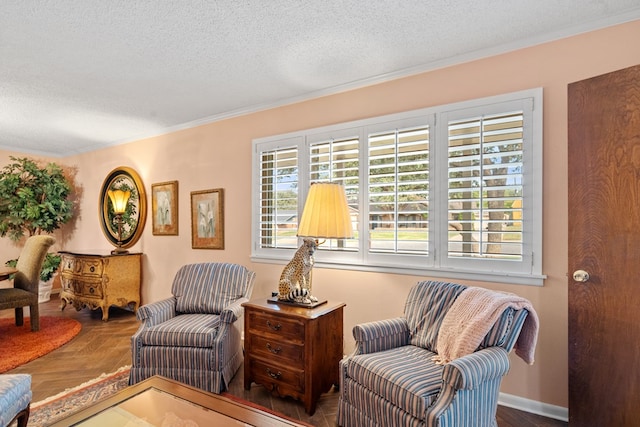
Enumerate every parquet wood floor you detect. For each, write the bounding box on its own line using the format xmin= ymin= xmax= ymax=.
xmin=2 ymin=295 xmax=566 ymax=426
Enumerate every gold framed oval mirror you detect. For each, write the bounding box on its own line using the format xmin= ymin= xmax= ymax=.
xmin=99 ymin=166 xmax=147 ymax=251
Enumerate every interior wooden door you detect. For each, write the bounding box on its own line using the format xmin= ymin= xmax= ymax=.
xmin=568 ymin=64 xmax=640 ymax=426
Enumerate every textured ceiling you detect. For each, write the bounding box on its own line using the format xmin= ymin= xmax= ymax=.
xmin=2 ymin=1 xmax=640 ymax=157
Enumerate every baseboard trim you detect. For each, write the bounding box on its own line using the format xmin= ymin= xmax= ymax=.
xmin=499 ymin=392 xmax=568 ymax=422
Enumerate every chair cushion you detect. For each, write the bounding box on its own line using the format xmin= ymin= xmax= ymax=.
xmin=346 ymin=345 xmax=443 ymax=420
xmin=136 ymin=314 xmax=220 ymax=347
xmin=0 ymin=374 xmax=32 ymax=427
xmin=172 ymin=263 xmax=250 ymax=314
xmin=0 ymin=288 xmax=37 ymax=310
xmin=405 ymin=281 xmax=466 ymax=352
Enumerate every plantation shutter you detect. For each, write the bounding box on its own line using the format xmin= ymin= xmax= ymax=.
xmin=308 ymin=136 xmax=359 ymax=251
xmin=447 ymin=111 xmax=524 ymax=260
xmin=254 ymin=89 xmax=542 ymax=284
xmin=368 ymin=125 xmax=430 ymax=255
xmin=258 ymin=145 xmax=298 ymax=249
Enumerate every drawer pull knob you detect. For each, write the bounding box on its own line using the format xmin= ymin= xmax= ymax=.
xmin=266 ymin=343 xmax=282 ymax=354
xmin=90 ymin=266 xmax=95 ymax=272
xmin=266 ymin=368 xmax=282 ymax=379
xmin=266 ymin=320 xmax=282 ymax=331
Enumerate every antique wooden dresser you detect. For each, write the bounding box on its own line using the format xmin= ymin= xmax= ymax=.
xmin=59 ymin=251 xmax=142 ymax=321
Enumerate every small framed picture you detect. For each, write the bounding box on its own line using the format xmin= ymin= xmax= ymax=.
xmin=190 ymin=188 xmax=224 ymax=249
xmin=151 ymin=181 xmax=179 ymax=236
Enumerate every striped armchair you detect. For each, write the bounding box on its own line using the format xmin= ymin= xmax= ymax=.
xmin=129 ymin=262 xmax=256 ymax=394
xmin=337 ymin=280 xmax=533 ymax=427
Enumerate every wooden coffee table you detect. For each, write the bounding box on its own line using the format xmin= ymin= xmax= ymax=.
xmin=49 ymin=375 xmax=308 ymax=426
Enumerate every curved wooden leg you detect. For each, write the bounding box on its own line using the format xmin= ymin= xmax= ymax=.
xmin=101 ymin=305 xmax=110 ymax=321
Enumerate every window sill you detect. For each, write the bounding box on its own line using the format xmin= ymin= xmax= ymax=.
xmin=251 ymin=255 xmax=546 ymax=286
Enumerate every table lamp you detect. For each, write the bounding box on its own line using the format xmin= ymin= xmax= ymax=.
xmin=277 ymin=182 xmax=353 ymax=306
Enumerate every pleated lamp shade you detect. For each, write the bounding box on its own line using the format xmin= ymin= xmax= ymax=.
xmin=297 ymin=183 xmax=353 ymax=239
xmin=108 ymin=189 xmax=131 ymax=214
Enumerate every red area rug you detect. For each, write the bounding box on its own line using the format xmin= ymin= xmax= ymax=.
xmin=0 ymin=316 xmax=81 ymax=373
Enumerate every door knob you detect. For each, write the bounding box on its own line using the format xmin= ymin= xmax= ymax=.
xmin=573 ymin=270 xmax=590 ymax=282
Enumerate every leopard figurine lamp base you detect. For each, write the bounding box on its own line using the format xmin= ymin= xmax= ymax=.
xmin=278 ymin=238 xmax=318 ymax=304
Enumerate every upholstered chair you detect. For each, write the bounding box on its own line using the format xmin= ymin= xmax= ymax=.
xmin=129 ymin=262 xmax=256 ymax=394
xmin=337 ymin=280 xmax=537 ymax=427
xmin=0 ymin=374 xmax=31 ymax=427
xmin=0 ymin=235 xmax=56 ymax=332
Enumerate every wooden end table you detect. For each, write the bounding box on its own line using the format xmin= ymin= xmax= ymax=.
xmin=242 ymin=299 xmax=345 ymax=415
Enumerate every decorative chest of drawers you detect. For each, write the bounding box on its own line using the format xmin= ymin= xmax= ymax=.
xmin=59 ymin=251 xmax=142 ymax=321
xmin=242 ymin=299 xmax=345 ymax=415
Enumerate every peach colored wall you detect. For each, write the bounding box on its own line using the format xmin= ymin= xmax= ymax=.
xmin=3 ymin=20 xmax=640 ymax=410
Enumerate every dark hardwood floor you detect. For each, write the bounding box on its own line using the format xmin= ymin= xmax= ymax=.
xmin=4 ymin=295 xmax=567 ymax=426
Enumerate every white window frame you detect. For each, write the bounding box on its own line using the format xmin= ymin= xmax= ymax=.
xmin=251 ymin=88 xmax=545 ymax=286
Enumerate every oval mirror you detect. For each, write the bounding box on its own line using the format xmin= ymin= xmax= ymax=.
xmin=99 ymin=166 xmax=147 ymax=251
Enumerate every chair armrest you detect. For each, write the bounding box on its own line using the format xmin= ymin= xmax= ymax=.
xmin=220 ymin=297 xmax=248 ymax=324
xmin=426 ymin=347 xmax=510 ymax=427
xmin=352 ymin=317 xmax=410 ymax=355
xmin=442 ymin=347 xmax=510 ymax=390
xmin=136 ymin=297 xmax=176 ymax=327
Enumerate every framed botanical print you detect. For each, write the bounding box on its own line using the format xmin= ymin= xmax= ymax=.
xmin=151 ymin=181 xmax=179 ymax=235
xmin=190 ymin=188 xmax=224 ymax=249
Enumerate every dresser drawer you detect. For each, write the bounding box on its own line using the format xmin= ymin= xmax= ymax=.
xmin=247 ymin=311 xmax=304 ymax=342
xmin=61 ymin=255 xmax=104 ymax=277
xmin=61 ymin=276 xmax=103 ymax=299
xmin=248 ymin=358 xmax=304 ymax=394
xmin=79 ymin=281 xmax=103 ymax=298
xmin=60 ymin=255 xmax=77 ymax=274
xmin=78 ymin=258 xmax=104 ymax=277
xmin=249 ymin=334 xmax=303 ymax=364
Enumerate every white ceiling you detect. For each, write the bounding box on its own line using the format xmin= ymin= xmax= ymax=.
xmin=2 ymin=1 xmax=640 ymax=157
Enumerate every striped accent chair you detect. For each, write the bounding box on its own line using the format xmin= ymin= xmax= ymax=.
xmin=0 ymin=374 xmax=31 ymax=427
xmin=129 ymin=262 xmax=256 ymax=394
xmin=337 ymin=280 xmax=529 ymax=427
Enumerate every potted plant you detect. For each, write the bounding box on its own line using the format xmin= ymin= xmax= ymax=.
xmin=0 ymin=156 xmax=73 ymax=300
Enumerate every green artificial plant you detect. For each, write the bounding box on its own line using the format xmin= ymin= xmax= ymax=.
xmin=0 ymin=156 xmax=73 ymax=281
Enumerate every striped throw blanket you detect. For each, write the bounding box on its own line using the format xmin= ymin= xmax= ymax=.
xmin=433 ymin=287 xmax=539 ymax=365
